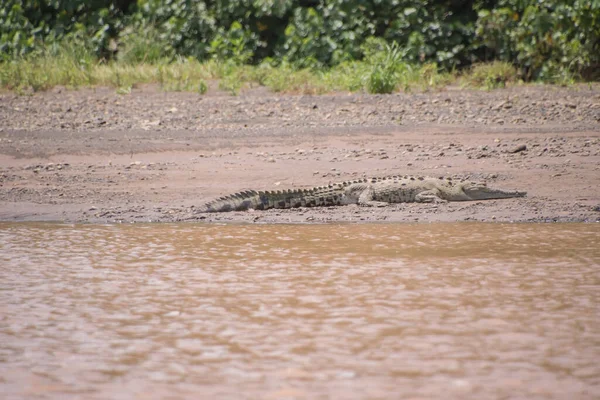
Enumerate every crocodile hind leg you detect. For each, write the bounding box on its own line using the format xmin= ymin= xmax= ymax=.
xmin=358 ymin=187 xmax=389 ymax=207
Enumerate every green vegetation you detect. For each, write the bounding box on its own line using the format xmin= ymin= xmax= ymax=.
xmin=1 ymin=0 xmax=598 ymax=94
xmin=0 ymin=41 xmax=454 ymax=95
xmin=468 ymin=61 xmax=519 ymax=90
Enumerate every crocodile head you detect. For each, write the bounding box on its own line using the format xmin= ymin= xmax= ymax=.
xmin=461 ymin=182 xmax=527 ymax=200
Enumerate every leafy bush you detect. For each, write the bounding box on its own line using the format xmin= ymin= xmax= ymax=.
xmin=379 ymin=1 xmax=477 ymax=69
xmin=1 ymin=0 xmax=598 ymax=83
xmin=0 ymin=0 xmax=132 ymax=60
xmin=132 ymin=0 xmax=216 ymax=60
xmin=278 ymin=2 xmax=375 ymax=68
xmin=117 ymin=24 xmax=174 ymax=64
xmin=468 ymin=61 xmax=519 ymax=89
xmin=209 ymin=21 xmax=260 ymax=64
xmin=364 ymin=42 xmax=406 ymax=94
xmin=475 ymin=0 xmax=600 ymax=81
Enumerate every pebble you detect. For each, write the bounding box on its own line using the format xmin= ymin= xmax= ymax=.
xmin=508 ymin=144 xmax=527 ymax=153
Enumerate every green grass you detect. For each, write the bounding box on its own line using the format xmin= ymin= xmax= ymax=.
xmin=0 ymin=41 xmax=562 ymax=96
xmin=466 ymin=61 xmax=519 ymax=90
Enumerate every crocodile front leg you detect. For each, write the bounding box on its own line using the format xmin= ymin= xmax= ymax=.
xmin=415 ymin=189 xmax=447 ymax=203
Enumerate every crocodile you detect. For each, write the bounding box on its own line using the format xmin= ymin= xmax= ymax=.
xmin=197 ymin=175 xmax=526 ymax=213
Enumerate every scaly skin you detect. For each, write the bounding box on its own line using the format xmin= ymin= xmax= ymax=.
xmin=198 ymin=176 xmax=526 ymax=213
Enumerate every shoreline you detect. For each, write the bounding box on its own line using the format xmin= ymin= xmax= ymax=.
xmin=1 ymin=85 xmax=599 ymax=224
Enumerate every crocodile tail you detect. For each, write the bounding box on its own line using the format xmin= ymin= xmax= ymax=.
xmin=198 ymin=188 xmax=312 ymax=212
xmin=198 ymin=190 xmax=262 ymax=212
xmin=198 ymin=184 xmax=350 ymax=213
xmin=260 ymin=187 xmax=341 ymax=209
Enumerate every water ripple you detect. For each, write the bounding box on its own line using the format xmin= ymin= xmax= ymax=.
xmin=0 ymin=222 xmax=599 ymax=399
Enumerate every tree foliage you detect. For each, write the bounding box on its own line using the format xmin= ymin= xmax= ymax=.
xmin=475 ymin=0 xmax=600 ymax=80
xmin=1 ymin=0 xmax=598 ymax=80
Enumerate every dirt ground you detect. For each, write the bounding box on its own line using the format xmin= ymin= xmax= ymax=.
xmin=1 ymin=84 xmax=599 ymax=224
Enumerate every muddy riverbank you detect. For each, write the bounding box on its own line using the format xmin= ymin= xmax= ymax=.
xmin=1 ymin=84 xmax=599 ymax=223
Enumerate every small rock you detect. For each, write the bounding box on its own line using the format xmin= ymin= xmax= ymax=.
xmin=508 ymin=144 xmax=527 ymax=154
xmin=492 ymin=101 xmax=506 ymax=111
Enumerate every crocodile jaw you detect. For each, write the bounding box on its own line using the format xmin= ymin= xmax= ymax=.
xmin=461 ymin=183 xmax=527 ymax=201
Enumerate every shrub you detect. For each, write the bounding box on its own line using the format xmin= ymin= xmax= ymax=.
xmin=1 ymin=0 xmax=598 ymax=84
xmin=364 ymin=42 xmax=407 ymax=94
xmin=117 ymin=24 xmax=174 ymax=64
xmin=0 ymin=0 xmax=132 ymax=60
xmin=475 ymin=0 xmax=600 ymax=81
xmin=468 ymin=61 xmax=519 ymax=89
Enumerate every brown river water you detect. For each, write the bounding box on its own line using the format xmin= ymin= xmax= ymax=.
xmin=1 ymin=222 xmax=599 ymax=400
